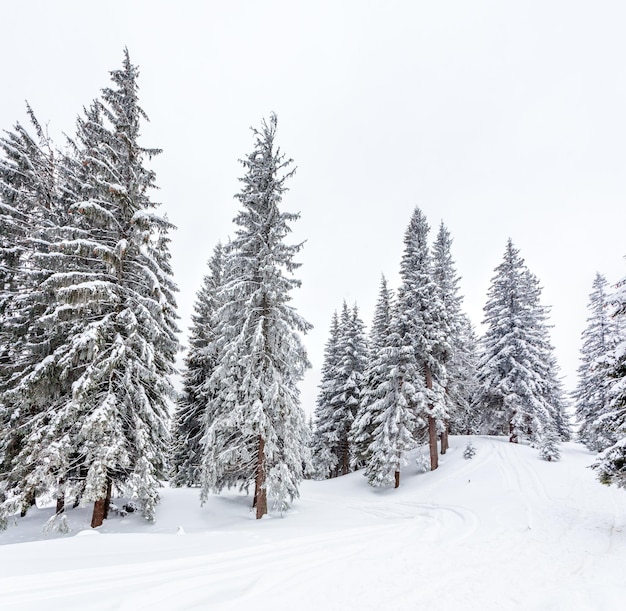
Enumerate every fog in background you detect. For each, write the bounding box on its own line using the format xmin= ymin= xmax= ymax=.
xmin=2 ymin=1 xmax=625 ymax=415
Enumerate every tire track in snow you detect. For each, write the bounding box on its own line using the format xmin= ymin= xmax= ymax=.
xmin=0 ymin=523 xmax=397 ymax=610
xmin=350 ymin=501 xmax=479 ymax=543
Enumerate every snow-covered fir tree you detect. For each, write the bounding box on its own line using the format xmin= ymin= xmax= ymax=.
xmin=363 ymin=319 xmax=420 ymax=488
xmin=311 ymin=311 xmax=342 ymax=478
xmin=200 ymin=114 xmax=311 ymax=519
xmin=431 ymin=221 xmax=477 ymax=447
xmin=1 ymin=50 xmax=179 ymax=529
xmin=448 ymin=317 xmax=480 ymax=435
xmin=475 ymin=239 xmax=564 ymax=450
xmin=311 ymin=302 xmax=368 ymax=478
xmin=574 ymin=273 xmax=618 ymax=451
xmin=350 ymin=275 xmax=394 ymax=469
xmin=334 ymin=302 xmax=369 ymax=475
xmin=0 ymin=108 xmax=67 ymax=524
xmin=539 ymin=429 xmax=561 ymax=462
xmin=171 ymin=243 xmax=225 ymax=487
xmin=463 ymin=440 xmax=477 ymax=459
xmin=593 ymin=270 xmax=626 ymax=488
xmin=522 ymin=268 xmax=570 ymax=442
xmin=0 ymin=108 xmax=59 ymax=394
xmin=396 ymin=207 xmax=451 ymax=470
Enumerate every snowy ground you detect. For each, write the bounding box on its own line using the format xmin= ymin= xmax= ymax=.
xmin=0 ymin=436 xmax=624 ymax=610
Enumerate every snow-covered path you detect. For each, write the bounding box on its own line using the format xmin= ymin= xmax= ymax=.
xmin=1 ymin=436 xmax=624 ymax=610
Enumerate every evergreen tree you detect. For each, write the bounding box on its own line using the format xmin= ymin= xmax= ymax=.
xmin=311 ymin=302 xmax=368 ymax=478
xmin=539 ymin=429 xmax=561 ymax=461
xmin=1 ymin=50 xmax=179 ymax=528
xmin=431 ymin=222 xmax=475 ymax=450
xmin=171 ymin=244 xmax=224 ymax=487
xmin=0 ymin=108 xmax=59 ymax=394
xmin=350 ymin=275 xmax=394 ymax=469
xmin=200 ymin=114 xmax=311 ymax=519
xmin=333 ymin=302 xmax=368 ymax=475
xmin=311 ymin=311 xmax=342 ymax=479
xmin=476 ymin=240 xmax=562 ymax=449
xmin=363 ymin=318 xmax=420 ymax=488
xmin=0 ymin=108 xmax=66 ymax=524
xmin=396 ymin=208 xmax=451 ymax=470
xmin=447 ymin=317 xmax=480 ymax=435
xmin=593 ymin=271 xmax=626 ymax=488
xmin=545 ymin=354 xmax=571 ymax=442
xmin=574 ymin=273 xmax=618 ymax=450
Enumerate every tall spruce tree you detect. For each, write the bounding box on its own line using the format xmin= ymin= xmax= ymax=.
xmin=396 ymin=208 xmax=451 ymax=470
xmin=333 ymin=302 xmax=369 ymax=475
xmin=574 ymin=273 xmax=618 ymax=451
xmin=311 ymin=311 xmax=342 ymax=478
xmin=431 ymin=221 xmax=475 ymax=451
xmin=171 ymin=244 xmax=224 ymax=487
xmin=476 ymin=240 xmax=562 ymax=449
xmin=1 ymin=50 xmax=179 ymax=529
xmin=363 ymin=295 xmax=421 ymax=488
xmin=447 ymin=317 xmax=480 ymax=435
xmin=200 ymin=114 xmax=311 ymax=519
xmin=311 ymin=303 xmax=368 ymax=478
xmin=350 ymin=275 xmax=394 ymax=469
xmin=593 ymin=271 xmax=626 ymax=488
xmin=0 ymin=109 xmax=63 ymax=525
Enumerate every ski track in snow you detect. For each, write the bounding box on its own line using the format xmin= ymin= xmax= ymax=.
xmin=2 ymin=525 xmax=394 ymax=609
xmin=1 ymin=436 xmax=625 ymax=610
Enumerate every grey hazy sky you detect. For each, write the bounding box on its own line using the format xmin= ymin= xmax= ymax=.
xmin=2 ymin=1 xmax=625 ymax=415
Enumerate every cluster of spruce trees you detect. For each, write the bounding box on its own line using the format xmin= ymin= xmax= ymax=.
xmin=309 ymin=213 xmax=571 ymax=488
xmin=3 ymin=52 xmax=626 ymax=533
xmin=1 ymin=52 xmax=313 ymax=527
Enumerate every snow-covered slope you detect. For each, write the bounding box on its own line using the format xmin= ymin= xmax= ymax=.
xmin=1 ymin=436 xmax=624 ymax=610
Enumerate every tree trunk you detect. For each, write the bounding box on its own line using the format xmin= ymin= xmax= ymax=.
xmin=425 ymin=365 xmax=438 ymax=471
xmin=428 ymin=416 xmax=439 ymax=470
xmin=342 ymin=443 xmax=350 ymax=476
xmin=56 ymin=479 xmax=65 ymax=515
xmin=20 ymin=491 xmax=36 ymax=518
xmin=91 ymin=498 xmax=106 ymax=528
xmin=74 ymin=466 xmax=87 ymax=508
xmin=509 ymin=419 xmax=518 ymax=443
xmin=441 ymin=422 xmax=449 ymax=455
xmin=394 ymin=470 xmax=400 ymax=489
xmin=103 ymin=476 xmax=112 ymax=519
xmin=255 ymin=435 xmax=267 ymax=520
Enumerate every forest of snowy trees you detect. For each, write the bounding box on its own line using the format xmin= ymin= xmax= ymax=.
xmin=1 ymin=51 xmax=626 ymax=530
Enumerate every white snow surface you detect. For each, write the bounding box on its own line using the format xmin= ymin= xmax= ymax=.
xmin=1 ymin=436 xmax=624 ymax=610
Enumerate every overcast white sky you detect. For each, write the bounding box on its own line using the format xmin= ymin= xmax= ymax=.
xmin=2 ymin=0 xmax=625 ymax=416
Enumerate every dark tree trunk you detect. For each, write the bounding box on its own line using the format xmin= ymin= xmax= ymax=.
xmin=255 ymin=435 xmax=267 ymax=520
xmin=73 ymin=466 xmax=87 ymax=508
xmin=441 ymin=422 xmax=449 ymax=455
xmin=103 ymin=476 xmax=112 ymax=519
xmin=509 ymin=419 xmax=518 ymax=443
xmin=91 ymin=498 xmax=106 ymax=528
xmin=341 ymin=443 xmax=350 ymax=476
xmin=20 ymin=491 xmax=36 ymax=518
xmin=425 ymin=365 xmax=439 ymax=471
xmin=394 ymin=470 xmax=400 ymax=489
xmin=428 ymin=416 xmax=438 ymax=470
xmin=56 ymin=479 xmax=65 ymax=515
